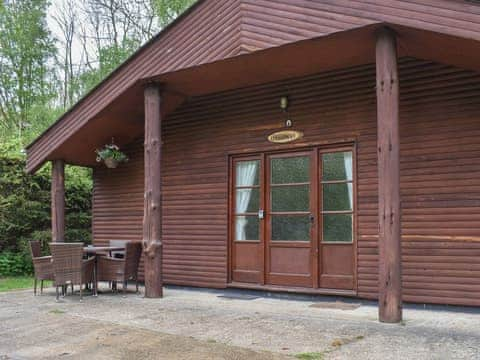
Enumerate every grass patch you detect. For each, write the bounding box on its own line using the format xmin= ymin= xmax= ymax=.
xmin=0 ymin=276 xmax=33 ymax=292
xmin=295 ymin=352 xmax=325 ymax=360
xmin=49 ymin=309 xmax=66 ymax=314
xmin=0 ymin=276 xmax=51 ymax=292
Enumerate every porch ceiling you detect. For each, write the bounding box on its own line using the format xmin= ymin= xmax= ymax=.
xmin=29 ymin=22 xmax=480 ymax=171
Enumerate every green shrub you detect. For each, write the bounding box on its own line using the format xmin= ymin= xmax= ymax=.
xmin=0 ymin=251 xmax=33 ymax=276
xmin=0 ymin=142 xmax=92 ymax=275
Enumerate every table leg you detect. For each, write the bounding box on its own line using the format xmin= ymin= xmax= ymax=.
xmin=94 ymin=255 xmax=98 ymax=297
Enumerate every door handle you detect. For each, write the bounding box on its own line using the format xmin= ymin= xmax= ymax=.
xmin=309 ymin=214 xmax=315 ymax=223
xmin=258 ymin=209 xmax=265 ymax=219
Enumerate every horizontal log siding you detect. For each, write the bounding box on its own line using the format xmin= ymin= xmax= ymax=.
xmin=93 ymin=141 xmax=145 ymax=274
xmin=241 ymin=0 xmax=480 ymax=50
xmin=93 ymin=58 xmax=480 ymax=305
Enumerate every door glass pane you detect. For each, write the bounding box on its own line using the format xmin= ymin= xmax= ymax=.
xmin=235 ymin=188 xmax=259 ymax=213
xmin=271 ymin=185 xmax=309 ymax=212
xmin=323 ymin=152 xmax=353 ymax=181
xmin=322 ymin=183 xmax=353 ymax=211
xmin=323 ymin=214 xmax=353 ymax=242
xmin=235 ymin=216 xmax=259 ymax=241
xmin=271 ymin=156 xmax=309 ymax=184
xmin=271 ymin=215 xmax=310 ymax=241
xmin=236 ymin=160 xmax=260 ymax=187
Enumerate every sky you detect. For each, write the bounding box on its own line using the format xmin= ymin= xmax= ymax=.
xmin=46 ymin=0 xmax=93 ymax=66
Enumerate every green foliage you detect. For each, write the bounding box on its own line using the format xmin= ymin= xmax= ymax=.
xmin=152 ymin=0 xmax=196 ymax=27
xmin=0 ymin=251 xmax=32 ymax=276
xmin=79 ymin=39 xmax=142 ymax=95
xmin=0 ymin=137 xmax=24 ymax=159
xmin=0 ymin=144 xmax=92 ymax=276
xmin=0 ymin=0 xmax=197 ymax=147
xmin=295 ymin=352 xmax=325 ymax=360
xmin=0 ymin=276 xmax=38 ymax=292
xmin=0 ymin=0 xmax=56 ymax=138
xmin=22 ymin=104 xmax=65 ymax=146
xmin=95 ymin=144 xmax=129 ymax=163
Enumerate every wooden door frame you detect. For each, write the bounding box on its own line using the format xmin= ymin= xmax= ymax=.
xmin=228 ymin=142 xmax=357 ymax=293
xmin=265 ymin=150 xmax=316 ymax=287
xmin=228 ymin=154 xmax=265 ymax=284
xmin=318 ymin=144 xmax=358 ymax=292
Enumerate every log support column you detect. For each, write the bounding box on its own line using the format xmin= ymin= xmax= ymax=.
xmin=51 ymin=159 xmax=65 ymax=242
xmin=376 ymin=27 xmax=402 ymax=323
xmin=143 ymin=83 xmax=163 ymax=298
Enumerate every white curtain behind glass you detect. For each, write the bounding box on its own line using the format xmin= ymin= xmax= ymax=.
xmin=343 ymin=152 xmax=353 ymax=209
xmin=235 ymin=161 xmax=258 ymax=240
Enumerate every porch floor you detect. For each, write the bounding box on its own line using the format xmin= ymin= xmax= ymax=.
xmin=0 ymin=284 xmax=479 ymax=359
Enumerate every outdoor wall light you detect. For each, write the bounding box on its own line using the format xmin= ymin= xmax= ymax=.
xmin=267 ymin=96 xmax=304 ymax=144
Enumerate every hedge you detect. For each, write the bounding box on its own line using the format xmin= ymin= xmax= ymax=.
xmin=0 ymin=144 xmax=92 ymax=276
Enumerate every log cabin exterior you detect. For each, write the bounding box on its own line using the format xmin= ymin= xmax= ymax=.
xmin=26 ymin=0 xmax=480 ymax=321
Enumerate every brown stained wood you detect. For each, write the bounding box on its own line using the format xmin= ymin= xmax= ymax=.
xmin=51 ymin=160 xmax=65 ymax=243
xmin=26 ymin=0 xmax=480 ymax=173
xmin=376 ymin=28 xmax=402 ymax=323
xmin=264 ymin=150 xmax=315 ymax=288
xmin=143 ymin=84 xmax=163 ymax=298
xmin=92 ymin=58 xmax=480 ymax=306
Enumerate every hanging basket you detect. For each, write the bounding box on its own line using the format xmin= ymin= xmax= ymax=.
xmin=104 ymin=158 xmax=119 ymax=169
xmin=96 ymin=141 xmax=128 ymax=168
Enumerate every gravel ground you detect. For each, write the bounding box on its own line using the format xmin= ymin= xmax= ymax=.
xmin=0 ymin=285 xmax=479 ymax=359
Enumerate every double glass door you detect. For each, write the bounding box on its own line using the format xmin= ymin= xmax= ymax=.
xmin=266 ymin=152 xmax=314 ymax=287
xmin=231 ymin=147 xmax=355 ymax=290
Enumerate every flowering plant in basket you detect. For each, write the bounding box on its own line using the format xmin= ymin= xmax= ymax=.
xmin=95 ymin=143 xmax=128 ymax=168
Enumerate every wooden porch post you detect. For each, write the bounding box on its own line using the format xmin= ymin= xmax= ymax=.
xmin=376 ymin=27 xmax=402 ymax=323
xmin=143 ymin=83 xmax=163 ymax=298
xmin=51 ymin=159 xmax=65 ymax=242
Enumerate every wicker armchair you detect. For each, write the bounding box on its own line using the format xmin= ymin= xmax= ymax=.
xmin=97 ymin=242 xmax=142 ymax=294
xmin=109 ymin=240 xmax=128 ymax=258
xmin=29 ymin=241 xmax=54 ymax=295
xmin=50 ymin=243 xmax=95 ymax=301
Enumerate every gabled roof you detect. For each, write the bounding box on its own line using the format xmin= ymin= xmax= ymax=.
xmin=26 ymin=0 xmax=480 ymax=173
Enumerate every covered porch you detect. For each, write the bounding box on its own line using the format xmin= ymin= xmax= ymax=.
xmin=27 ymin=23 xmax=480 ymax=322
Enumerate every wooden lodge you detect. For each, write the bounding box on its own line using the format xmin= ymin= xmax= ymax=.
xmin=26 ymin=0 xmax=480 ymax=322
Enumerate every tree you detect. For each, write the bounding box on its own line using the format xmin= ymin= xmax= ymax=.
xmin=76 ymin=0 xmax=155 ymax=93
xmin=52 ymin=0 xmax=77 ymax=109
xmin=152 ymin=0 xmax=196 ymax=27
xmin=71 ymin=0 xmax=195 ymax=95
xmin=0 ymin=140 xmax=93 ymax=275
xmin=0 ymin=0 xmax=196 ymax=145
xmin=0 ymin=0 xmax=56 ymax=143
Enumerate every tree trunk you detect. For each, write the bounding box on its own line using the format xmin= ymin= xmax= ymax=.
xmin=143 ymin=83 xmax=163 ymax=298
xmin=376 ymin=27 xmax=402 ymax=323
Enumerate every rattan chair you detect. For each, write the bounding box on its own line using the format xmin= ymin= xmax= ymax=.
xmin=29 ymin=241 xmax=54 ymax=295
xmin=97 ymin=241 xmax=142 ymax=294
xmin=50 ymin=243 xmax=95 ymax=301
xmin=109 ymin=240 xmax=128 ymax=258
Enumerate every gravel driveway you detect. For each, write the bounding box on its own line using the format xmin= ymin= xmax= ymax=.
xmin=0 ymin=285 xmax=479 ymax=359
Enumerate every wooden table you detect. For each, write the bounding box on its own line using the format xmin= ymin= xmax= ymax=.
xmin=83 ymin=246 xmax=125 ymax=295
xmin=83 ymin=246 xmax=125 ymax=255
